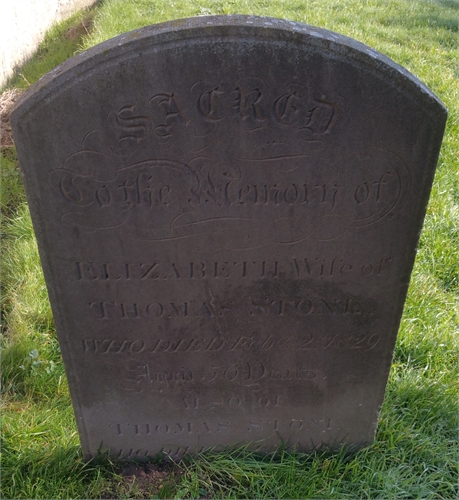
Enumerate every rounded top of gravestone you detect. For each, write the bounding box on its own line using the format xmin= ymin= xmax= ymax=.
xmin=11 ymin=15 xmax=446 ymax=122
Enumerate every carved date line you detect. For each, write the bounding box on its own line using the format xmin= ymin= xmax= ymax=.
xmin=299 ymin=332 xmax=380 ymax=350
xmin=82 ymin=332 xmax=380 ymax=355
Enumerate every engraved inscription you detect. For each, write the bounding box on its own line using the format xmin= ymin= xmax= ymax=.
xmin=110 ymin=417 xmax=333 ymax=437
xmin=73 ymin=257 xmax=392 ymax=281
xmin=190 ymin=80 xmax=338 ymax=132
xmin=51 ymin=76 xmax=410 ymax=245
xmin=52 ymin=149 xmax=410 ymax=245
xmin=110 ymin=421 xmax=230 ymax=436
xmin=114 ymin=446 xmax=194 ymax=460
xmin=181 ymin=395 xmax=281 ymax=410
xmin=109 ymin=414 xmax=338 ymax=459
xmin=122 ymin=361 xmax=318 ymax=392
xmin=87 ymin=296 xmax=367 ymax=320
xmin=82 ymin=332 xmax=380 ymax=356
xmin=82 ymin=335 xmax=284 ymax=355
xmin=299 ymin=332 xmax=380 ymax=350
xmin=249 ymin=298 xmax=363 ymax=316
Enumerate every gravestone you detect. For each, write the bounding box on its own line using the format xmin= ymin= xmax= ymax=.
xmin=11 ymin=16 xmax=446 ymax=461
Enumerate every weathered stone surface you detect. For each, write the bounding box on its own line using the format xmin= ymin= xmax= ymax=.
xmin=11 ymin=16 xmax=446 ymax=461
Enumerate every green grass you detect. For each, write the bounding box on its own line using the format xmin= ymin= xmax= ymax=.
xmin=1 ymin=0 xmax=458 ymax=498
xmin=0 ymin=148 xmax=25 ymax=221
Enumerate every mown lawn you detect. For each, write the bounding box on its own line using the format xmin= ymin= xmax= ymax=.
xmin=1 ymin=0 xmax=458 ymax=498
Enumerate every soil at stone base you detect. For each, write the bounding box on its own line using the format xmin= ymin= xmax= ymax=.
xmin=114 ymin=461 xmax=183 ymax=499
xmin=65 ymin=13 xmax=93 ymax=42
xmin=0 ymin=88 xmax=23 ymax=148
